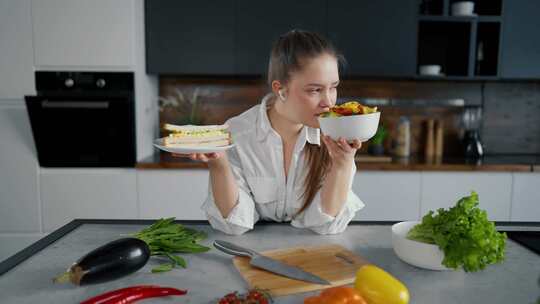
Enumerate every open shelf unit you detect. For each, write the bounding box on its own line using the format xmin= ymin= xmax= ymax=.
xmin=417 ymin=0 xmax=503 ymax=78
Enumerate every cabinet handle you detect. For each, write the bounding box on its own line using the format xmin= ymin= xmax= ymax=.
xmin=41 ymin=100 xmax=109 ymax=109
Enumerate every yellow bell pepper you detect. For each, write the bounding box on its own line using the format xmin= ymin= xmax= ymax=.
xmin=354 ymin=265 xmax=410 ymax=304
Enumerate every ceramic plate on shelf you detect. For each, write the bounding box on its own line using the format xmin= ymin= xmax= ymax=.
xmin=153 ymin=138 xmax=235 ymax=154
xmin=420 ymin=72 xmax=446 ymax=77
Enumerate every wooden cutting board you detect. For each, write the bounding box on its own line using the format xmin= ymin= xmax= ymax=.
xmin=232 ymin=244 xmax=369 ymax=297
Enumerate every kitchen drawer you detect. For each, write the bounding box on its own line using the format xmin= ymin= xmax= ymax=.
xmin=352 ymin=171 xmax=421 ymax=221
xmin=40 ymin=169 xmax=137 ymax=232
xmin=420 ymin=172 xmax=512 ymax=221
xmin=510 ymin=172 xmax=540 ymax=221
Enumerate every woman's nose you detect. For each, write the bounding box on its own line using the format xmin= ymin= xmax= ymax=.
xmin=320 ymin=91 xmax=334 ymax=107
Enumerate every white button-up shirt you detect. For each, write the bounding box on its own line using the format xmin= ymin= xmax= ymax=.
xmin=201 ymin=94 xmax=364 ymax=235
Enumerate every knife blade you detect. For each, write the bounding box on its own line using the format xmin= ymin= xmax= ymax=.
xmin=213 ymin=240 xmax=331 ymax=285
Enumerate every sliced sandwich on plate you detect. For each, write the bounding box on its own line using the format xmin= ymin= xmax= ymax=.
xmin=154 ymin=124 xmax=234 ymax=154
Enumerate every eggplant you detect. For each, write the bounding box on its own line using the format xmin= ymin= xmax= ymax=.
xmin=53 ymin=238 xmax=150 ymax=285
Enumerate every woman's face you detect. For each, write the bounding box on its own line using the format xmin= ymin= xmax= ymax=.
xmin=281 ymin=54 xmax=339 ymax=128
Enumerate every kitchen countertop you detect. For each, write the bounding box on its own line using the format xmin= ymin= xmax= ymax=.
xmin=1 ymin=220 xmax=539 ymax=304
xmin=137 ymin=152 xmax=540 ymax=172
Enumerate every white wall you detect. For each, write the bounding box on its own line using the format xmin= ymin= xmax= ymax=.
xmin=0 ymin=0 xmax=158 ymax=260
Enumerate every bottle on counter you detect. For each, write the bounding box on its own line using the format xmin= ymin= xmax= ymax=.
xmin=425 ymin=119 xmax=435 ymax=160
xmin=394 ymin=116 xmax=410 ymax=158
xmin=435 ymin=120 xmax=444 ymax=158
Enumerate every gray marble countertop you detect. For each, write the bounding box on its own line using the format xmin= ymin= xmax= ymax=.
xmin=0 ymin=220 xmax=539 ymax=304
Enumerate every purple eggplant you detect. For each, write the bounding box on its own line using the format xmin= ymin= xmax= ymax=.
xmin=53 ymin=238 xmax=150 ymax=285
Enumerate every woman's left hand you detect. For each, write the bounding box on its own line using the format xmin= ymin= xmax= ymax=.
xmin=322 ymin=135 xmax=361 ymax=168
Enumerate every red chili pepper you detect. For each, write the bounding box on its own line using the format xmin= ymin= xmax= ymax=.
xmin=101 ymin=287 xmax=187 ymax=304
xmin=80 ymin=286 xmax=187 ymax=304
xmin=81 ymin=285 xmax=159 ymax=304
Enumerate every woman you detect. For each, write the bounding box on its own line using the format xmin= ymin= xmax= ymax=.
xmin=181 ymin=29 xmax=364 ymax=235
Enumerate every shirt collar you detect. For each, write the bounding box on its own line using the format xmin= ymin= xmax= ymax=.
xmin=256 ymin=93 xmax=321 ymax=147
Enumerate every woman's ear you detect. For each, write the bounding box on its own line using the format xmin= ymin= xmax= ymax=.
xmin=271 ymin=80 xmax=286 ymax=101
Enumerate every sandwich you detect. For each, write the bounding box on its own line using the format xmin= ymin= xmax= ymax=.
xmin=162 ymin=123 xmax=231 ymax=148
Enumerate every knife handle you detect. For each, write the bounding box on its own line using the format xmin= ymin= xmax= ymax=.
xmin=213 ymin=240 xmax=257 ymax=258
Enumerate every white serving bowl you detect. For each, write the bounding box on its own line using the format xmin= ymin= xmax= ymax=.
xmin=451 ymin=1 xmax=475 ymax=16
xmin=391 ymin=221 xmax=452 ymax=271
xmin=419 ymin=64 xmax=442 ymax=75
xmin=318 ymin=111 xmax=380 ymax=142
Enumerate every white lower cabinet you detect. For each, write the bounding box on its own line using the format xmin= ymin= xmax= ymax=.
xmin=0 ymin=104 xmax=40 ymax=232
xmin=352 ymin=171 xmax=421 ymax=221
xmin=421 ymin=172 xmax=512 ymax=221
xmin=40 ymin=169 xmax=137 ymax=232
xmin=510 ymin=173 xmax=540 ymax=221
xmin=137 ymin=169 xmax=209 ymax=220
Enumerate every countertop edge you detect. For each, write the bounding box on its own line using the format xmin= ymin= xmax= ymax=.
xmin=136 ymin=161 xmax=534 ymax=172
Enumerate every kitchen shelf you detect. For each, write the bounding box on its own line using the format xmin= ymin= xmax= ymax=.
xmin=466 ymin=0 xmax=503 ymax=16
xmin=420 ymin=0 xmax=503 ymax=16
xmin=475 ymin=22 xmax=501 ymax=76
xmin=414 ymin=75 xmax=500 ymax=81
xmin=416 ymin=0 xmax=504 ymax=79
xmin=419 ymin=15 xmax=502 ymax=22
xmin=418 ymin=21 xmax=471 ymax=77
xmin=419 ymin=15 xmax=477 ymax=22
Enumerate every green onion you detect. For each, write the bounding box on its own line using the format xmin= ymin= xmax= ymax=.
xmin=133 ymin=217 xmax=210 ymax=273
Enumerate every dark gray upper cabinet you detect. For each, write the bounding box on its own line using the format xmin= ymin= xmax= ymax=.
xmin=145 ymin=1 xmax=235 ymax=75
xmin=235 ymin=0 xmax=327 ymax=76
xmin=500 ymin=0 xmax=540 ymax=79
xmin=328 ymin=0 xmax=417 ymax=77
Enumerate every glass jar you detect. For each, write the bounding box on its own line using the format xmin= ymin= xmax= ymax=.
xmin=394 ymin=116 xmax=410 ymax=157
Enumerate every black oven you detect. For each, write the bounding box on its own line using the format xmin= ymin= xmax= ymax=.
xmin=25 ymin=71 xmax=136 ymax=167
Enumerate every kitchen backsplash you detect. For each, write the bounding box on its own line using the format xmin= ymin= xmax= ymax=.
xmin=159 ymin=78 xmax=540 ymax=155
xmin=483 ymin=82 xmax=540 ymax=154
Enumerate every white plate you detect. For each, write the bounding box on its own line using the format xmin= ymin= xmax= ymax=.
xmin=153 ymin=138 xmax=235 ymax=154
xmin=419 ymin=72 xmax=446 ymax=77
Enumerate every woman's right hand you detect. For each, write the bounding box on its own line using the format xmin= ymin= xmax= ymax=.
xmin=171 ymin=152 xmax=225 ymax=163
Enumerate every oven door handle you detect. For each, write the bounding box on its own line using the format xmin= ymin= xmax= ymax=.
xmin=41 ymin=100 xmax=110 ymax=109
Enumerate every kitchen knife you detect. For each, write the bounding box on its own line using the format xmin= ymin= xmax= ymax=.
xmin=213 ymin=240 xmax=331 ymax=285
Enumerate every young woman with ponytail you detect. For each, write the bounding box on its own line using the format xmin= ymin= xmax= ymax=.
xmin=179 ymin=29 xmax=364 ymax=235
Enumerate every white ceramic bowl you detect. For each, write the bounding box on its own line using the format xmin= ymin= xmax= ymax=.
xmin=451 ymin=1 xmax=475 ymax=16
xmin=419 ymin=64 xmax=442 ymax=75
xmin=391 ymin=221 xmax=452 ymax=271
xmin=318 ymin=112 xmax=380 ymax=142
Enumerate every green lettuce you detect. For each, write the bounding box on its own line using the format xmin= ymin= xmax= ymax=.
xmin=407 ymin=191 xmax=507 ymax=272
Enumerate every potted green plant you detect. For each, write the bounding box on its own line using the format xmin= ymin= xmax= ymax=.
xmin=368 ymin=124 xmax=387 ymax=155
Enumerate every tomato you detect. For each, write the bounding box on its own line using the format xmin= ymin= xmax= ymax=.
xmin=333 ymin=107 xmax=354 ymax=116
xmin=303 ymin=286 xmax=367 ymax=304
xmin=217 ymin=289 xmax=271 ymax=304
xmin=354 ymin=265 xmax=410 ymax=304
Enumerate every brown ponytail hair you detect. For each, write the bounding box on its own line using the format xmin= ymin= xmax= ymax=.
xmin=267 ymin=29 xmax=345 ymax=214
